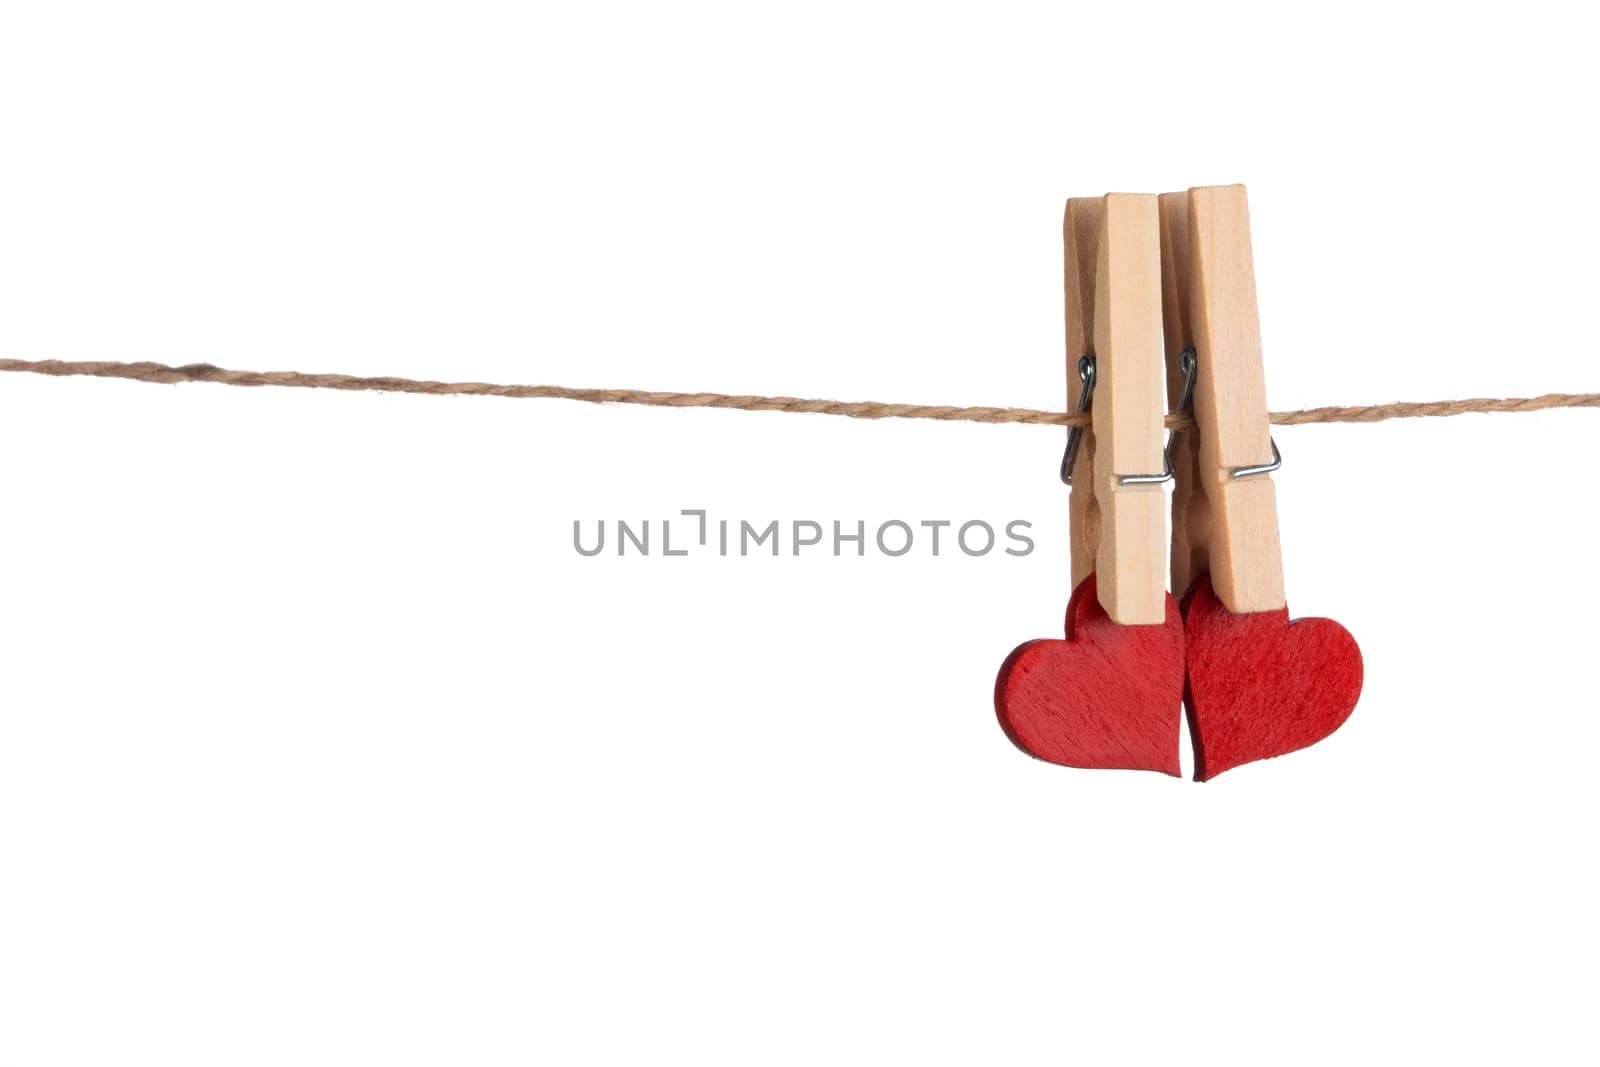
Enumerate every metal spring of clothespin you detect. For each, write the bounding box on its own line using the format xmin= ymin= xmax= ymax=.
xmin=1059 ymin=350 xmax=1198 ymax=487
xmin=1059 ymin=355 xmax=1096 ymax=484
xmin=1066 ymin=347 xmax=1281 ymax=485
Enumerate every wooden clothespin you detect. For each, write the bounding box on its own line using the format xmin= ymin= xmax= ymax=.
xmin=1061 ymin=193 xmax=1168 ymax=625
xmin=1157 ymin=184 xmax=1284 ymax=611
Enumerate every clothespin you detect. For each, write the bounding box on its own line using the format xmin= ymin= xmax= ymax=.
xmin=1060 ymin=193 xmax=1169 ymax=624
xmin=1157 ymin=184 xmax=1284 ymax=611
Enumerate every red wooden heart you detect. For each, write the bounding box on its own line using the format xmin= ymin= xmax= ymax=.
xmin=995 ymin=574 xmax=1185 ymax=775
xmin=1182 ymin=576 xmax=1362 ymax=781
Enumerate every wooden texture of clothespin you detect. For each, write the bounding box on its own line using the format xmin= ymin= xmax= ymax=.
xmin=1063 ymin=193 xmax=1167 ymax=625
xmin=1159 ymin=184 xmax=1285 ymax=613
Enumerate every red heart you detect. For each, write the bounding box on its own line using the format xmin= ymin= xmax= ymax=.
xmin=1183 ymin=576 xmax=1362 ymax=781
xmin=995 ymin=574 xmax=1185 ymax=775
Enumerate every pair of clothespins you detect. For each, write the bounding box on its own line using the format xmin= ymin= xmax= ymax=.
xmin=995 ymin=185 xmax=1361 ymax=781
xmin=1061 ymin=184 xmax=1282 ymax=622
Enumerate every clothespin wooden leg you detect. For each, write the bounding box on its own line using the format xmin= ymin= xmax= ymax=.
xmin=1062 ymin=196 xmax=1103 ymax=591
xmin=1167 ymin=184 xmax=1362 ymax=780
xmin=1157 ymin=192 xmax=1206 ymax=599
xmin=1185 ymin=185 xmax=1285 ymax=612
xmin=1091 ymin=194 xmax=1168 ymax=624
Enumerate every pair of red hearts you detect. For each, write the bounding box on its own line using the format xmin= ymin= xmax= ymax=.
xmin=995 ymin=574 xmax=1361 ymax=780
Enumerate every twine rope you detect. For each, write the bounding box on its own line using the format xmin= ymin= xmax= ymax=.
xmin=3 ymin=357 xmax=1598 ymax=430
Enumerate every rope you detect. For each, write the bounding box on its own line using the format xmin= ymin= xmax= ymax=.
xmin=3 ymin=357 xmax=1598 ymax=430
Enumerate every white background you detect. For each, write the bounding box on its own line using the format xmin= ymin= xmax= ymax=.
xmin=2 ymin=3 xmax=1597 ymax=1064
